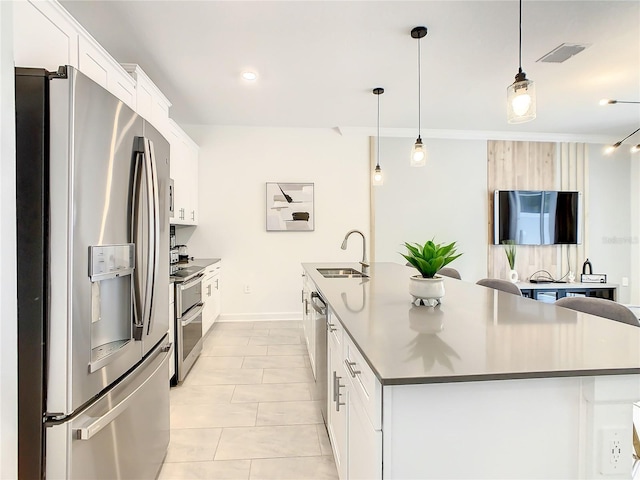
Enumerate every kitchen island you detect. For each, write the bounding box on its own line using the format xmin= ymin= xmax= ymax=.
xmin=303 ymin=262 xmax=640 ymax=479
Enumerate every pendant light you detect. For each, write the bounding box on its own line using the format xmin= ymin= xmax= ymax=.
xmin=599 ymin=99 xmax=640 ymax=106
xmin=600 ymin=98 xmax=640 ymax=154
xmin=410 ymin=26 xmax=427 ymax=167
xmin=372 ymin=87 xmax=385 ymax=186
xmin=604 ymin=127 xmax=640 ymax=155
xmin=507 ymin=0 xmax=536 ymax=124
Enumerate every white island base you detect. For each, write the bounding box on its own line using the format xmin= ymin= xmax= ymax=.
xmin=382 ymin=374 xmax=640 ymax=479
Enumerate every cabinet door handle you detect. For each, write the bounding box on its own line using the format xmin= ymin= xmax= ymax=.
xmin=215 ymin=279 xmax=219 ymax=289
xmin=207 ymin=284 xmax=211 ymax=296
xmin=333 ymin=371 xmax=345 ymax=411
xmin=191 ymin=210 xmax=195 ymax=221
xmin=345 ymin=360 xmax=361 ymax=378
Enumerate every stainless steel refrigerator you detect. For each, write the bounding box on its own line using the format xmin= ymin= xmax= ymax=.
xmin=16 ymin=66 xmax=171 ymax=479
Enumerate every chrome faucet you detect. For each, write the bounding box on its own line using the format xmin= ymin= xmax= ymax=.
xmin=341 ymin=230 xmax=369 ymax=274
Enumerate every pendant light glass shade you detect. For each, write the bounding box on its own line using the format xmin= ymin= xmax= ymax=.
xmin=507 ymin=72 xmax=536 ymax=123
xmin=604 ymin=143 xmax=621 ymax=155
xmin=507 ymin=0 xmax=536 ymax=124
xmin=372 ymin=87 xmax=384 ymax=186
xmin=410 ymin=26 xmax=427 ymax=167
xmin=372 ymin=165 xmax=384 ymax=185
xmin=410 ymin=136 xmax=426 ymax=167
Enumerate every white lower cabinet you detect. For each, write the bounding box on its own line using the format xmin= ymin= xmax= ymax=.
xmin=346 ymin=386 xmax=382 ymax=480
xmin=202 ymin=262 xmax=221 ymax=336
xmin=301 ymin=273 xmax=315 ymax=376
xmin=327 ymin=310 xmax=347 ymax=480
xmin=326 ymin=309 xmax=382 ymax=479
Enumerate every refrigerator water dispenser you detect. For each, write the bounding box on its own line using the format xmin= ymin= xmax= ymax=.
xmin=88 ymin=245 xmax=135 ymax=372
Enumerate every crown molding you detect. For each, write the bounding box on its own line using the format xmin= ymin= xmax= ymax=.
xmin=336 ymin=126 xmax=613 ymax=144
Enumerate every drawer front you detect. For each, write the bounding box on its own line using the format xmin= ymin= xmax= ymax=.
xmin=327 ymin=308 xmax=342 ymax=356
xmin=204 ymin=262 xmax=221 ymax=279
xmin=343 ymin=333 xmax=381 ymax=430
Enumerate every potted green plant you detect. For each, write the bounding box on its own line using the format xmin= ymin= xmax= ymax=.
xmin=401 ymin=239 xmax=462 ymax=306
xmin=502 ymin=240 xmax=518 ymax=283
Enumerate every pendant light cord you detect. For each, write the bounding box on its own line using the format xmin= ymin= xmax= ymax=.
xmin=377 ymin=92 xmax=381 ymax=168
xmin=417 ymin=37 xmax=422 ymax=137
xmin=619 ymin=127 xmax=640 ymax=144
xmin=518 ymin=0 xmax=523 ymax=73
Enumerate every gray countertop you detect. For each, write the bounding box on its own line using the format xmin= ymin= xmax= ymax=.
xmin=303 ymin=262 xmax=640 ymax=386
xmin=516 ymin=281 xmax=619 ymax=290
xmin=190 ymin=258 xmax=221 ymax=268
xmin=170 ymin=258 xmax=220 ymax=283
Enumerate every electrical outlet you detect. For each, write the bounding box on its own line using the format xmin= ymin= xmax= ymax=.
xmin=622 ymin=277 xmax=629 ymax=287
xmin=243 ymin=284 xmax=251 ymax=294
xmin=600 ymin=428 xmax=626 ymax=475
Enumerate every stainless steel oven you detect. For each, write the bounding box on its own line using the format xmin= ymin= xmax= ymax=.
xmin=174 ymin=267 xmax=204 ymax=382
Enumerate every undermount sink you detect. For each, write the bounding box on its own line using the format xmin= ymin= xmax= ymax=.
xmin=317 ymin=268 xmax=368 ymax=278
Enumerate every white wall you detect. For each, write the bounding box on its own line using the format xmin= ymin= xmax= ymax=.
xmin=182 ymin=126 xmax=370 ymax=320
xmin=632 ymin=158 xmax=640 ymax=305
xmin=373 ymin=137 xmax=488 ymax=282
xmin=587 ymin=144 xmax=633 ymax=304
xmin=0 ymin=1 xmax=17 ymax=477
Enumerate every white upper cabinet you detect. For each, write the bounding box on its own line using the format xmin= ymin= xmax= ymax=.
xmin=13 ymin=0 xmax=78 ymax=70
xmin=14 ymin=1 xmax=136 ymax=111
xmin=121 ymin=64 xmax=171 ymax=138
xmin=168 ymin=119 xmax=199 ymax=226
xmin=14 ymin=0 xmax=200 ymax=225
xmin=77 ymin=35 xmax=136 ymax=110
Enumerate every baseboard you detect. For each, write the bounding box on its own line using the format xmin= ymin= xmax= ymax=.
xmin=217 ymin=312 xmax=302 ymax=322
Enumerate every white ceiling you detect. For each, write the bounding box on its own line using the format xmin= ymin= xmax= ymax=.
xmin=60 ymin=0 xmax=640 ymax=142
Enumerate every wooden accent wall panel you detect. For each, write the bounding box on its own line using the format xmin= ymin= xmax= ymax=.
xmin=559 ymin=143 xmax=588 ymax=279
xmin=487 ymin=140 xmax=557 ymax=280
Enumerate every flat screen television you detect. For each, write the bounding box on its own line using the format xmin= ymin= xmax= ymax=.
xmin=493 ymin=190 xmax=582 ymax=245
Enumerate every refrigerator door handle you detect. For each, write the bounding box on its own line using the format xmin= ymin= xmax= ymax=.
xmin=146 ymin=138 xmax=161 ymax=336
xmin=132 ymin=137 xmax=157 ymax=340
xmin=74 ymin=344 xmax=170 ymax=440
xmin=130 ymin=143 xmax=145 ymax=339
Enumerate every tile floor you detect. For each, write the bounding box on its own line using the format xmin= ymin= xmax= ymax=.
xmin=159 ymin=320 xmax=339 ymax=480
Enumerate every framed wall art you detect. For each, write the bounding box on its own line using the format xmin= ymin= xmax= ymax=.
xmin=266 ymin=182 xmax=314 ymax=231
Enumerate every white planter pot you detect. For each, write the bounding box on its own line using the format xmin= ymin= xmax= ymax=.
xmin=508 ymin=269 xmax=519 ymax=283
xmin=409 ymin=275 xmax=445 ymax=307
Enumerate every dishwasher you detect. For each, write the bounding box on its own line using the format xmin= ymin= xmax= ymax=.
xmin=311 ymin=291 xmax=328 ymax=424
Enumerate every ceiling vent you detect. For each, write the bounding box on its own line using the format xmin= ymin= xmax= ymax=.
xmin=536 ymin=43 xmax=590 ymax=63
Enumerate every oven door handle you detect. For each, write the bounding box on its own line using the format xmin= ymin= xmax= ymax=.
xmin=177 ymin=273 xmax=204 ymax=292
xmin=181 ymin=303 xmax=204 ymax=327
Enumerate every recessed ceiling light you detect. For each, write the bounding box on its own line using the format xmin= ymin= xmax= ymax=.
xmin=242 ymin=71 xmax=258 ymax=81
